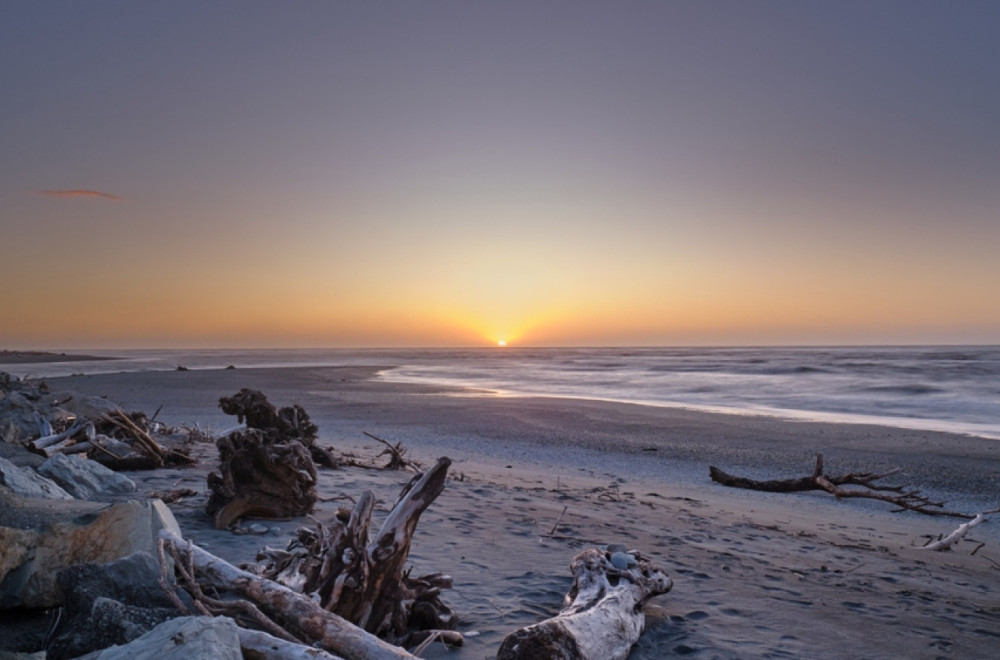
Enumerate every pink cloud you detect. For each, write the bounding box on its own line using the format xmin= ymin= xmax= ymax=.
xmin=34 ymin=189 xmax=125 ymax=201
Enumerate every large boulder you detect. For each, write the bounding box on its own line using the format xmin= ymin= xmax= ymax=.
xmin=86 ymin=616 xmax=242 ymax=660
xmin=48 ymin=597 xmax=180 ymax=660
xmin=0 ymin=496 xmax=180 ymax=609
xmin=37 ymin=454 xmax=136 ymax=500
xmin=46 ymin=552 xmax=184 ymax=660
xmin=0 ymin=456 xmax=74 ymax=500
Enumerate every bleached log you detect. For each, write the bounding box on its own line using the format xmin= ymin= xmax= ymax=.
xmin=159 ymin=529 xmax=416 ymax=660
xmin=497 ymin=547 xmax=672 ymax=660
xmin=921 ymin=513 xmax=990 ymax=551
xmin=29 ymin=420 xmax=88 ymax=450
xmin=238 ymin=627 xmax=346 ymax=660
xmin=60 ymin=440 xmax=93 ymax=455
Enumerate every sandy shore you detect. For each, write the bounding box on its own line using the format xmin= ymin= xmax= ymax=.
xmin=42 ymin=365 xmax=1000 ymax=658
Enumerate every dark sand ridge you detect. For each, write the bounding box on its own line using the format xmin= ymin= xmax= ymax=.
xmin=29 ymin=366 xmax=1000 ymax=658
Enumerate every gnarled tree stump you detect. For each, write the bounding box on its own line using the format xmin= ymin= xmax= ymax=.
xmin=207 ymin=389 xmax=342 ymax=528
xmin=497 ymin=547 xmax=672 ymax=660
xmin=206 ymin=429 xmax=318 ymax=529
xmin=218 ymin=388 xmax=336 ymax=468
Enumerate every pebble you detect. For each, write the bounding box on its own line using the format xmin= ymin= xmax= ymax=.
xmin=248 ymin=523 xmax=269 ymax=535
xmin=610 ymin=552 xmax=632 ymax=570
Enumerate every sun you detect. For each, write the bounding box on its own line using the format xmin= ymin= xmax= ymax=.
xmin=497 ymin=340 xmax=507 ymax=347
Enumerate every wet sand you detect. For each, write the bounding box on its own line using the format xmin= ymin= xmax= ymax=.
xmin=45 ymin=365 xmax=1000 ymax=658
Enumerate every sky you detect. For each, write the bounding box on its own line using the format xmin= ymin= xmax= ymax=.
xmin=2 ymin=1 xmax=999 ymax=349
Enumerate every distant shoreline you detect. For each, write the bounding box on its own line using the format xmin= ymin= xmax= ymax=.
xmin=0 ymin=350 xmax=116 ymax=365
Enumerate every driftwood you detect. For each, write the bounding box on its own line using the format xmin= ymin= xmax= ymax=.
xmin=498 ymin=547 xmax=672 ymax=660
xmin=158 ymin=529 xmax=416 ymax=659
xmin=253 ymin=457 xmax=457 ymax=643
xmin=218 ymin=388 xmax=336 ymax=468
xmin=709 ymin=454 xmax=973 ymax=519
xmin=238 ymin=627 xmax=346 ymax=660
xmin=207 ymin=389 xmax=335 ymax=529
xmin=25 ymin=408 xmax=195 ymax=468
xmin=921 ymin=510 xmax=997 ymax=551
xmin=364 ymin=431 xmax=421 ymax=470
xmin=206 ymin=429 xmax=318 ymax=529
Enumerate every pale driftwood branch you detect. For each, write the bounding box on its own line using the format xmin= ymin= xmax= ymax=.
xmin=710 ymin=454 xmax=973 ymax=519
xmin=29 ymin=419 xmax=88 ymax=450
xmin=498 ymin=547 xmax=672 ymax=660
xmin=921 ymin=509 xmax=997 ymax=551
xmin=238 ymin=627 xmax=346 ymax=660
xmin=159 ymin=529 xmax=416 ymax=660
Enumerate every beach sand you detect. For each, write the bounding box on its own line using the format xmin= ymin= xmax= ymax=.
xmin=41 ymin=365 xmax=1000 ymax=658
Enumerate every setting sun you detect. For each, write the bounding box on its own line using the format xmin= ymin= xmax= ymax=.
xmin=497 ymin=340 xmax=507 ymax=347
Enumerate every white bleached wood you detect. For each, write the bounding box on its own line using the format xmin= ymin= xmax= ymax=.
xmin=497 ymin=548 xmax=672 ymax=660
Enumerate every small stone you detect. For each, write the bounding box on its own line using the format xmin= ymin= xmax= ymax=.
xmin=248 ymin=524 xmax=269 ymax=535
xmin=610 ymin=552 xmax=632 ymax=570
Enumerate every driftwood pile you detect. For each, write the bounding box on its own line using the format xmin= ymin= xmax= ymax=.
xmin=251 ymin=457 xmax=457 ymax=645
xmin=1 ymin=372 xmax=198 ymax=470
xmin=162 ymin=457 xmax=461 ymax=657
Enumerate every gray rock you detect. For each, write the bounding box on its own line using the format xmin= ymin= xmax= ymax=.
xmin=605 ymin=543 xmax=629 ymax=554
xmin=47 ymin=598 xmax=179 ymax=660
xmin=0 ymin=499 xmax=181 ymax=608
xmin=57 ymin=551 xmax=177 ymax=614
xmin=609 ymin=551 xmax=633 ymax=570
xmin=0 ymin=457 xmax=74 ymax=500
xmin=38 ymin=453 xmax=135 ymax=500
xmin=90 ymin=616 xmax=242 ymax=660
xmin=47 ymin=552 xmax=188 ymax=659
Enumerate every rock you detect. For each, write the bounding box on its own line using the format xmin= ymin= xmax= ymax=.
xmin=47 ymin=597 xmax=179 ymax=660
xmin=47 ymin=551 xmax=188 ymax=659
xmin=0 ymin=498 xmax=180 ymax=609
xmin=609 ymin=551 xmax=632 ymax=570
xmin=0 ymin=457 xmax=74 ymax=500
xmin=248 ymin=523 xmax=269 ymax=535
xmin=56 ymin=551 xmax=175 ymax=614
xmin=88 ymin=616 xmax=242 ymax=660
xmin=37 ymin=454 xmax=136 ymax=500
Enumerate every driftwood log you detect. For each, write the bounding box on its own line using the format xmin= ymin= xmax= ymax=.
xmin=497 ymin=547 xmax=672 ymax=660
xmin=253 ymin=456 xmax=457 ymax=643
xmin=158 ymin=529 xmax=416 ymax=659
xmin=709 ymin=454 xmax=973 ymax=519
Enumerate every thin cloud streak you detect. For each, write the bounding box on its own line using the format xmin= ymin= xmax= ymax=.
xmin=34 ymin=189 xmax=125 ymax=201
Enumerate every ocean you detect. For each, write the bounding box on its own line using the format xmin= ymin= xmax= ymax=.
xmin=3 ymin=346 xmax=999 ymax=440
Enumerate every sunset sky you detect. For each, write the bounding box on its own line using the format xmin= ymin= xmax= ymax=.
xmin=3 ymin=1 xmax=999 ymax=349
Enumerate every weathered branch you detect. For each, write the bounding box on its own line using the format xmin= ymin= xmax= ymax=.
xmin=710 ymin=454 xmax=972 ymax=519
xmin=921 ymin=510 xmax=997 ymax=551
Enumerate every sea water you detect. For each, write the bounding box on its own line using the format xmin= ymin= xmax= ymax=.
xmin=3 ymin=346 xmax=999 ymax=440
